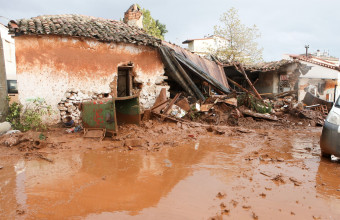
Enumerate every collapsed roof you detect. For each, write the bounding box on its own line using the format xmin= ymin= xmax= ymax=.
xmin=161 ymin=42 xmax=230 ymax=100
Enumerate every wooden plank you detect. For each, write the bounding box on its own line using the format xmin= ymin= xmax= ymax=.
xmin=226 ymin=76 xmax=255 ymax=95
xmin=163 ymin=93 xmax=181 ymax=115
xmin=152 ymin=88 xmax=168 ymax=113
xmin=235 ymin=63 xmax=262 ymax=100
xmin=151 ymin=99 xmax=169 ymax=111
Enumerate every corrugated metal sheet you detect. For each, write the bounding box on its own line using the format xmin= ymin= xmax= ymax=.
xmin=163 ymin=42 xmax=229 ymax=89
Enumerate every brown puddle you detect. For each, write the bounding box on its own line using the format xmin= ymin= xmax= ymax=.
xmin=1 ymin=128 xmax=340 ymax=219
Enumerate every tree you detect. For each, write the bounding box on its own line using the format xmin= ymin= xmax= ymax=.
xmin=213 ymin=7 xmax=263 ymax=64
xmin=137 ymin=5 xmax=168 ymax=40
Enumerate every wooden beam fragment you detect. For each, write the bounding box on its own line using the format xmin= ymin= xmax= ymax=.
xmin=235 ymin=63 xmax=262 ymax=100
xmin=163 ymin=93 xmax=181 ymax=115
xmin=226 ymin=76 xmax=255 ymax=95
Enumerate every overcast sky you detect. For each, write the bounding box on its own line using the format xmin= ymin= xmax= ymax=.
xmin=0 ymin=0 xmax=339 ymax=62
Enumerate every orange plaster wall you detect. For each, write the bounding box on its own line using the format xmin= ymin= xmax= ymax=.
xmin=14 ymin=35 xmax=166 ymax=122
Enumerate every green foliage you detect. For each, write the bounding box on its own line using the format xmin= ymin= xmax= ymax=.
xmin=155 ymin=20 xmax=168 ymax=37
xmin=188 ymin=104 xmax=201 ymax=120
xmin=39 ymin=133 xmax=46 ymax=140
xmin=6 ymin=101 xmax=22 ymax=130
xmin=237 ymin=93 xmax=272 ymax=114
xmin=213 ymin=7 xmax=263 ymax=64
xmin=6 ymin=98 xmax=53 ymax=131
xmin=137 ymin=4 xmax=167 ymax=40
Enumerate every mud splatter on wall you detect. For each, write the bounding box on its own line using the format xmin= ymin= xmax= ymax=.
xmin=15 ymin=35 xmax=168 ymax=122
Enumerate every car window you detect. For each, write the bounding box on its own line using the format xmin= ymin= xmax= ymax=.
xmin=7 ymin=80 xmax=18 ymax=94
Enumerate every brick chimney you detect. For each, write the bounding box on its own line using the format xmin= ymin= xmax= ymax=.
xmin=123 ymin=4 xmax=143 ymax=29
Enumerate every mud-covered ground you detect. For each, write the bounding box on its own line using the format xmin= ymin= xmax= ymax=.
xmin=0 ymin=119 xmax=339 ymax=219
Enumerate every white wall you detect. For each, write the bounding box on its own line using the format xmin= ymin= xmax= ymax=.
xmin=187 ymin=36 xmax=229 ymax=56
xmin=0 ymin=24 xmax=16 ymax=80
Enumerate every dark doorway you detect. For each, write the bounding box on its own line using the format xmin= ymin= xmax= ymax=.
xmin=117 ymin=69 xmax=130 ymax=97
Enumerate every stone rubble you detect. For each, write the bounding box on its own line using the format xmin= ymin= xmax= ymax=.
xmin=57 ymin=89 xmax=112 ymax=124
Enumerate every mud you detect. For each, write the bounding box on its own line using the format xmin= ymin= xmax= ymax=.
xmin=0 ymin=121 xmax=339 ymax=219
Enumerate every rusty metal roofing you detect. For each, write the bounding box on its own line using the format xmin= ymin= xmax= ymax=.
xmin=163 ymin=41 xmax=229 ymax=89
xmin=8 ymin=14 xmax=161 ymax=47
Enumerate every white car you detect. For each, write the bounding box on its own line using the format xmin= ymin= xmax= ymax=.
xmin=320 ymin=96 xmax=340 ymax=158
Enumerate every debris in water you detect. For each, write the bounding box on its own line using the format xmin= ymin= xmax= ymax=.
xmin=216 ymin=192 xmax=226 ymax=199
xmin=242 ymin=205 xmax=251 ymax=210
xmin=16 ymin=210 xmax=25 ymax=215
xmin=252 ymin=212 xmax=259 ymax=219
xmin=260 ymin=172 xmax=271 ymax=177
xmin=220 ymin=202 xmax=226 ymax=209
xmin=289 ymin=177 xmax=302 ymax=186
xmin=231 ymin=200 xmax=238 ymax=207
xmin=221 ymin=209 xmax=230 ymax=215
xmin=271 ymin=174 xmax=285 ymax=184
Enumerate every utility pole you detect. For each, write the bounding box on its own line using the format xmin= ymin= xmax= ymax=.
xmin=305 ymin=45 xmax=309 ymax=58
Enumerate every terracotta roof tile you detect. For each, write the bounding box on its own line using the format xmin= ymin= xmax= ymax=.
xmin=8 ymin=14 xmax=161 ymax=47
xmin=289 ymin=55 xmax=340 ymax=71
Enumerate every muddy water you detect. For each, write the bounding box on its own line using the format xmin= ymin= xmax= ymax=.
xmin=1 ymin=127 xmax=340 ymax=219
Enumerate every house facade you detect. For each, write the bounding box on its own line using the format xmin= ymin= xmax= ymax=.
xmin=182 ymin=35 xmax=228 ymax=57
xmin=8 ymin=10 xmax=167 ymax=123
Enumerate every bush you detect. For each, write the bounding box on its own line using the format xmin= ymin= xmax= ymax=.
xmin=6 ymin=98 xmax=53 ymax=131
xmin=237 ymin=93 xmax=272 ymax=114
xmin=6 ymin=101 xmax=22 ymax=130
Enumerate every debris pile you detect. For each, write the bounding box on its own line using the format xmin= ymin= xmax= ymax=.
xmin=271 ymin=91 xmax=327 ymax=126
xmin=57 ymin=89 xmax=111 ymax=124
xmin=0 ymin=131 xmax=50 ymax=151
xmin=148 ymin=86 xmax=327 ymax=128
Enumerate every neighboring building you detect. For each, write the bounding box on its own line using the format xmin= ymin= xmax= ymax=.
xmin=223 ymin=60 xmax=310 ymax=96
xmin=182 ymin=35 xmax=228 ymax=57
xmin=312 ymin=50 xmax=339 ymax=66
xmin=0 ymin=23 xmax=17 ymax=121
xmin=283 ymin=54 xmax=340 ymax=103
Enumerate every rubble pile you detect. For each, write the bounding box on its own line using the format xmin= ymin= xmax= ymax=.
xmin=271 ymin=92 xmax=327 ymax=126
xmin=196 ymin=95 xmax=240 ymax=126
xmin=57 ymin=89 xmax=111 ymax=124
xmin=149 ymin=89 xmax=240 ymax=127
xmin=148 ymin=87 xmax=328 ymax=129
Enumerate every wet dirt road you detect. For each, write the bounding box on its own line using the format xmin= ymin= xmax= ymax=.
xmin=1 ymin=126 xmax=340 ymax=219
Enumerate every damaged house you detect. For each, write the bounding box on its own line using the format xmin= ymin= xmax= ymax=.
xmin=7 ymin=5 xmax=230 ymax=125
xmin=283 ymin=54 xmax=340 ymax=103
xmin=223 ymin=60 xmax=310 ymax=97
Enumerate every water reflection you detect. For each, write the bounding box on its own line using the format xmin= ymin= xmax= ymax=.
xmin=20 ymin=138 xmax=238 ymax=219
xmin=316 ymin=158 xmax=340 ymax=199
